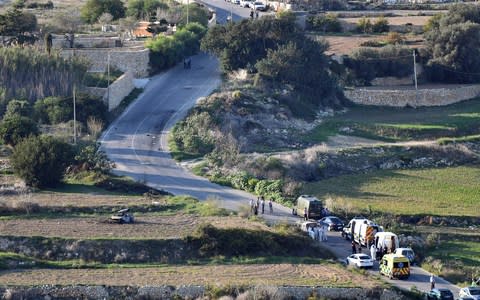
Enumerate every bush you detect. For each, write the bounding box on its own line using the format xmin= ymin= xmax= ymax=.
xmin=306 ymin=14 xmax=342 ymax=33
xmin=34 ymin=95 xmax=107 ymax=125
xmin=372 ymin=16 xmax=389 ymax=33
xmin=73 ymin=142 xmax=114 ymax=173
xmin=0 ymin=115 xmax=39 ymax=146
xmin=11 ymin=135 xmax=74 ymax=187
xmin=146 ymin=22 xmax=206 ymax=73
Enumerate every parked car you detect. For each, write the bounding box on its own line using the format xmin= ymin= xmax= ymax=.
xmin=346 ymin=254 xmax=374 ymax=268
xmin=239 ymin=0 xmax=253 ymax=7
xmin=110 ymin=208 xmax=134 ymax=224
xmin=426 ymin=288 xmax=454 ymax=300
xmin=319 ymin=216 xmax=344 ymax=231
xmin=459 ymin=287 xmax=480 ymax=300
xmin=393 ymin=247 xmax=415 ymax=264
xmin=252 ymin=1 xmax=266 ymax=11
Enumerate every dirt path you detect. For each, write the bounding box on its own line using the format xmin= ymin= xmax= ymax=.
xmin=0 ymin=264 xmax=378 ymax=287
xmin=0 ymin=215 xmax=271 ymax=239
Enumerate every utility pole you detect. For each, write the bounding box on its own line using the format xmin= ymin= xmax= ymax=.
xmin=73 ymin=85 xmax=77 ymax=145
xmin=107 ymin=51 xmax=111 ymax=106
xmin=413 ymin=49 xmax=418 ymax=108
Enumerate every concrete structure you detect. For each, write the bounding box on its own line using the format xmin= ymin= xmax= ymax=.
xmin=106 ymin=71 xmax=135 ymax=111
xmin=61 ymin=47 xmax=150 ymax=78
xmin=345 ymin=84 xmax=480 ymax=107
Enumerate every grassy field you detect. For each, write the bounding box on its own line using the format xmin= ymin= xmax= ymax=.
xmin=303 ymin=165 xmax=480 ymax=217
xmin=305 ymin=98 xmax=480 ymax=142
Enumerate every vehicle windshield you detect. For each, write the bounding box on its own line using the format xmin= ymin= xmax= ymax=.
xmin=330 ymin=217 xmax=342 ymax=224
xmin=358 ymin=255 xmax=370 ymax=260
xmin=469 ymin=289 xmax=480 ymax=295
xmin=254 ymin=1 xmax=263 ymax=4
xmin=440 ymin=290 xmax=452 ymax=296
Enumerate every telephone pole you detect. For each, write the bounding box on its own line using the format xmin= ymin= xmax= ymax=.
xmin=413 ymin=49 xmax=418 ymax=108
xmin=73 ymin=85 xmax=77 ymax=145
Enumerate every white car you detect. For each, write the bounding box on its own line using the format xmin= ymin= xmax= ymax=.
xmin=393 ymin=248 xmax=415 ymax=264
xmin=346 ymin=254 xmax=374 ymax=268
xmin=252 ymin=1 xmax=266 ymax=11
xmin=460 ymin=287 xmax=480 ymax=300
xmin=239 ymin=0 xmax=253 ymax=7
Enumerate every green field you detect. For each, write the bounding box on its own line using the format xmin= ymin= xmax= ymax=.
xmin=306 ymin=98 xmax=480 ymax=142
xmin=304 ymin=165 xmax=480 ymax=216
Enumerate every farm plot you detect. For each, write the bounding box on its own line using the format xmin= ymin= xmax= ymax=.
xmin=0 ymin=264 xmax=379 ymax=287
xmin=0 ymin=215 xmax=271 ymax=239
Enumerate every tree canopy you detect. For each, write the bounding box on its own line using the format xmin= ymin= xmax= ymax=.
xmin=424 ymin=4 xmax=480 ymax=83
xmin=81 ymin=0 xmax=125 ymax=24
xmin=127 ymin=0 xmax=167 ymax=20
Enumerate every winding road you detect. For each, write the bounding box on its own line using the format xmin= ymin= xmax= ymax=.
xmin=99 ymin=6 xmax=461 ymax=298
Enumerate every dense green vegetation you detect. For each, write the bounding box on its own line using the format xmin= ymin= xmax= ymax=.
xmin=0 ymin=48 xmax=87 ymax=114
xmin=306 ymin=13 xmax=342 ymax=33
xmin=146 ymin=22 xmax=207 ymax=72
xmin=304 ymin=166 xmax=480 ymax=217
xmin=80 ymin=0 xmax=125 ymax=24
xmin=11 ymin=135 xmax=74 ymax=188
xmin=424 ymin=4 xmax=480 ymax=83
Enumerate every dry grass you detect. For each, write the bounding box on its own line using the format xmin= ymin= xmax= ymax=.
xmin=0 ymin=264 xmax=379 ymax=287
xmin=0 ymin=215 xmax=272 ymax=239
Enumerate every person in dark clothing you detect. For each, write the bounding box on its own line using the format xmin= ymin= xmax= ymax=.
xmin=303 ymin=207 xmax=308 ymax=220
xmin=250 ymin=10 xmax=254 ymax=19
xmin=351 ymin=241 xmax=357 ymax=254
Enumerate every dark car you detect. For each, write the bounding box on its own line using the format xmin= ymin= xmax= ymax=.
xmin=426 ymin=288 xmax=454 ymax=300
xmin=319 ymin=216 xmax=344 ymax=231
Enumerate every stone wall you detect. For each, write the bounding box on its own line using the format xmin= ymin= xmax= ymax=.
xmin=107 ymin=71 xmax=135 ymax=111
xmin=61 ymin=48 xmax=150 ymax=77
xmin=0 ymin=285 xmax=406 ymax=300
xmin=345 ymin=84 xmax=480 ymax=107
xmin=52 ymin=35 xmax=120 ymax=49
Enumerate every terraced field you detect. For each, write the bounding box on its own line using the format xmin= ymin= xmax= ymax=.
xmin=0 ymin=264 xmax=377 ymax=287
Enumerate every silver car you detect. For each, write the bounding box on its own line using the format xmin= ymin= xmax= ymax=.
xmin=460 ymin=287 xmax=480 ymax=300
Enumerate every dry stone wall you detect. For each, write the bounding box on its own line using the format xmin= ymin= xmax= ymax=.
xmin=0 ymin=285 xmax=406 ymax=300
xmin=61 ymin=48 xmax=150 ymax=77
xmin=107 ymin=71 xmax=135 ymax=111
xmin=345 ymin=84 xmax=480 ymax=107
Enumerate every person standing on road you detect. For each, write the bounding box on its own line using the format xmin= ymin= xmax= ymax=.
xmin=249 ymin=199 xmax=254 ymax=214
xmin=250 ymin=9 xmax=254 ymax=19
xmin=303 ymin=207 xmax=308 ymax=220
xmin=261 ymin=197 xmax=265 ymax=214
xmin=430 ymin=274 xmax=436 ymax=290
xmin=255 ymin=11 xmax=259 ymax=19
xmin=370 ymin=244 xmax=377 ymax=261
xmin=268 ymin=199 xmax=273 ymax=214
xmin=351 ymin=241 xmax=356 ymax=254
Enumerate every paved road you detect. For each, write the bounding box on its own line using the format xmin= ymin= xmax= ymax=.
xmin=321 ymin=231 xmax=461 ymax=296
xmin=99 ymin=7 xmax=461 ymax=299
xmin=100 ymin=53 xmax=292 ymax=222
xmin=199 ymin=0 xmax=268 ymax=23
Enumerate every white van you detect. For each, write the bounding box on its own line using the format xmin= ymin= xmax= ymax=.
xmin=374 ymin=232 xmax=399 ymax=253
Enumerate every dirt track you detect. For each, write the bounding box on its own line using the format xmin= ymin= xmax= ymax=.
xmin=0 ymin=264 xmax=378 ymax=287
xmin=0 ymin=215 xmax=271 ymax=239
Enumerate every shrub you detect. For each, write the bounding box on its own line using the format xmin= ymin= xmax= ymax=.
xmin=0 ymin=115 xmax=39 ymax=146
xmin=11 ymin=135 xmax=74 ymax=187
xmin=306 ymin=13 xmax=342 ymax=33
xmin=3 ymin=99 xmax=31 ymax=119
xmin=372 ymin=16 xmax=389 ymax=33
xmin=385 ymin=32 xmax=404 ymax=45
xmin=73 ymin=142 xmax=114 ymax=174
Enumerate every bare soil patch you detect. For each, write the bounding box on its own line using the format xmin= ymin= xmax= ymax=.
xmin=340 ymin=16 xmax=430 ymax=26
xmin=0 ymin=215 xmax=271 ymax=239
xmin=0 ymin=264 xmax=377 ymax=287
xmin=323 ymin=35 xmax=424 ymax=55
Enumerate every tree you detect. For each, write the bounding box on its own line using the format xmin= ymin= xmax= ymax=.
xmin=98 ymin=12 xmax=113 ymax=25
xmin=80 ymin=0 xmax=125 ymax=24
xmin=4 ymin=99 xmax=31 ymax=119
xmin=11 ymin=135 xmax=74 ymax=187
xmin=425 ymin=4 xmax=480 ymax=83
xmin=0 ymin=115 xmax=38 ymax=146
xmin=0 ymin=8 xmax=37 ymax=45
xmin=127 ymin=0 xmax=167 ymax=20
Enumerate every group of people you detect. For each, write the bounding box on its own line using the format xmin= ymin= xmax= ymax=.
xmin=249 ymin=196 xmax=273 ymax=215
xmin=307 ymin=223 xmax=328 ymax=242
xmin=351 ymin=241 xmax=390 ymax=259
xmin=249 ymin=9 xmax=259 ymax=19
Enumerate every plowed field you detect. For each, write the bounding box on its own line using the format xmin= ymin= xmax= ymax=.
xmin=0 ymin=215 xmax=272 ymax=239
xmin=0 ymin=264 xmax=377 ymax=287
